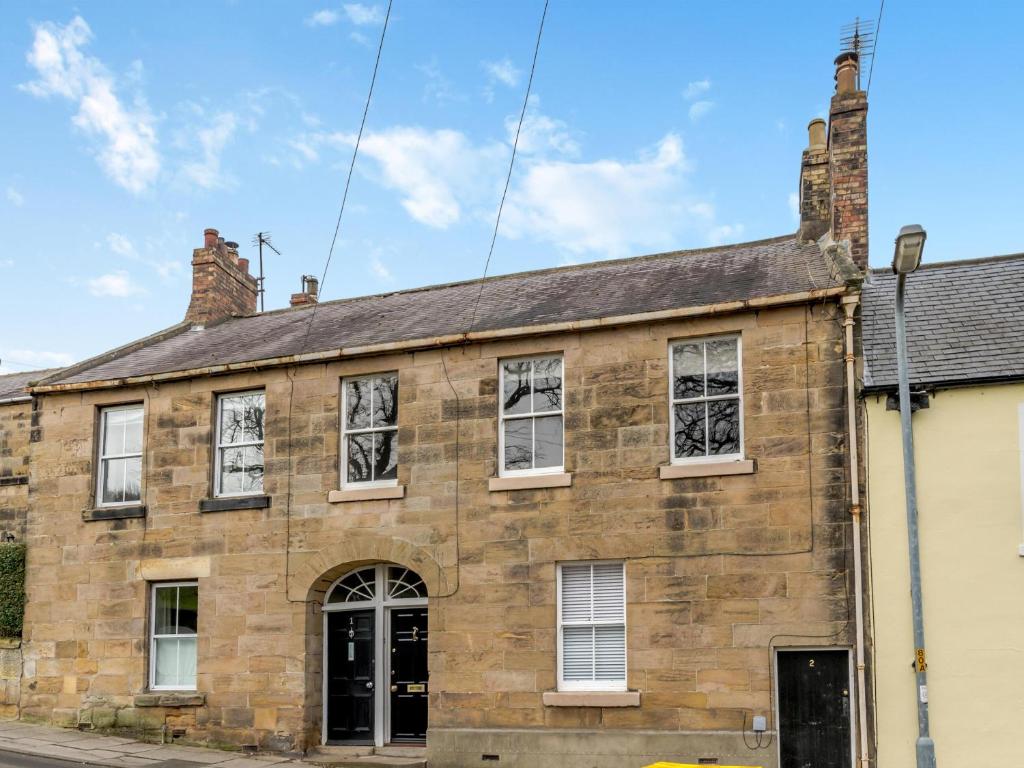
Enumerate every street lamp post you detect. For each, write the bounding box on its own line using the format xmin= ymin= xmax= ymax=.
xmin=892 ymin=224 xmax=937 ymax=768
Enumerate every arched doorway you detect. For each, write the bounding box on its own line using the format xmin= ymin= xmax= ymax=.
xmin=322 ymin=564 xmax=428 ymax=746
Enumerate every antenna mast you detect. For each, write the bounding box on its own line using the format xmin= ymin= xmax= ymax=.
xmin=840 ymin=17 xmax=876 ymax=90
xmin=251 ymin=232 xmax=281 ymax=312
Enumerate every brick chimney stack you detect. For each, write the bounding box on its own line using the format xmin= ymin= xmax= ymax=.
xmin=185 ymin=228 xmax=259 ymax=325
xmin=827 ymin=51 xmax=869 ymax=270
xmin=797 ymin=118 xmax=830 ymax=241
xmin=289 ymin=275 xmax=320 ymax=307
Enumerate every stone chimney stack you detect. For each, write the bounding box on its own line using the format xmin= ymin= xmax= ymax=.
xmin=289 ymin=275 xmax=320 ymax=307
xmin=827 ymin=51 xmax=869 ymax=270
xmin=185 ymin=228 xmax=259 ymax=325
xmin=797 ymin=117 xmax=830 ymax=241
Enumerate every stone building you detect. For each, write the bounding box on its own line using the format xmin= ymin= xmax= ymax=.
xmin=21 ymin=53 xmax=871 ymax=768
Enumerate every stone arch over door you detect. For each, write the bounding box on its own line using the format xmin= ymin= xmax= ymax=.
xmin=295 ymin=535 xmax=447 ymax=748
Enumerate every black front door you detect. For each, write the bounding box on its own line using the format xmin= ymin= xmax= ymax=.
xmin=389 ymin=607 xmax=428 ymax=742
xmin=778 ymin=650 xmax=852 ymax=768
xmin=326 ymin=610 xmax=375 ymax=744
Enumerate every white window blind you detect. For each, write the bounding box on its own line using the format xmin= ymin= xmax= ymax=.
xmin=558 ymin=562 xmax=626 ymax=691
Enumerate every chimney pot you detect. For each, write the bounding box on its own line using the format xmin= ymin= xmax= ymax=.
xmin=238 ymin=257 xmax=250 ymax=274
xmin=834 ymin=51 xmax=859 ymax=95
xmin=807 ymin=118 xmax=826 ymax=149
xmin=186 ymin=230 xmax=258 ymax=324
xmin=203 ymin=228 xmax=219 ymax=248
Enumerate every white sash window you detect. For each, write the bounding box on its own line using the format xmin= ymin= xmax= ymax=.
xmin=557 ymin=562 xmax=626 ymax=691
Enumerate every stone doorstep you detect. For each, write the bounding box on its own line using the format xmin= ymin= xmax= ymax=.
xmin=309 ymin=758 xmax=425 ymax=768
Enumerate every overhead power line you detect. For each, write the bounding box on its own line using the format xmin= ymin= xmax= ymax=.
xmin=467 ymin=0 xmax=551 ymax=334
xmin=299 ymin=0 xmax=394 ymax=353
xmin=867 ymin=0 xmax=885 ymax=93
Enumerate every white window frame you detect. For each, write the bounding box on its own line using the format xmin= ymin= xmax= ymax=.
xmin=556 ymin=561 xmax=627 ymax=692
xmin=340 ymin=373 xmax=399 ymax=489
xmin=213 ymin=390 xmax=265 ymax=498
xmin=668 ymin=334 xmax=744 ymax=465
xmin=498 ymin=355 xmax=565 ymax=478
xmin=149 ymin=581 xmax=198 ymax=692
xmin=96 ymin=403 xmax=144 ymax=508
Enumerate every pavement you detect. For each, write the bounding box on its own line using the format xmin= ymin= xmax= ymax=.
xmin=0 ymin=720 xmax=316 ymax=768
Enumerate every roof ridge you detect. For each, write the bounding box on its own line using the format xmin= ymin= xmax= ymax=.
xmin=246 ymin=233 xmax=801 ymax=321
xmin=869 ymin=250 xmax=1024 ymax=275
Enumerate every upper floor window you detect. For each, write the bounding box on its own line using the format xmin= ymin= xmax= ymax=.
xmin=215 ymin=391 xmax=265 ymax=497
xmin=670 ymin=337 xmax=742 ymax=462
xmin=97 ymin=404 xmax=143 ymax=507
xmin=499 ymin=356 xmax=564 ymax=476
xmin=557 ymin=562 xmax=626 ymax=692
xmin=342 ymin=374 xmax=398 ymax=486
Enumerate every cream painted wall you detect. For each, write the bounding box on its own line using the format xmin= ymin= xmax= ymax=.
xmin=866 ymin=383 xmax=1024 ymax=767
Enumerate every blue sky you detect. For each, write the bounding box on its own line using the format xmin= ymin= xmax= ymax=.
xmin=1 ymin=1 xmax=1022 ymax=373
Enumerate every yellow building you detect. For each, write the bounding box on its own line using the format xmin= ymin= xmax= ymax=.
xmin=862 ymin=254 xmax=1024 ymax=766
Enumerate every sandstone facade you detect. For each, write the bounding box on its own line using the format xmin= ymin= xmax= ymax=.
xmin=21 ymin=302 xmax=857 ymax=766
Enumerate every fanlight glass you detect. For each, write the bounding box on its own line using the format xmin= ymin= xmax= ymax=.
xmin=387 ymin=567 xmax=427 ymax=600
xmin=326 ymin=568 xmax=377 ymax=604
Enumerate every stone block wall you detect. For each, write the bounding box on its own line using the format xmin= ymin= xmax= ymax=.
xmin=0 ymin=399 xmax=32 ymax=541
xmin=22 ymin=300 xmax=854 ymax=764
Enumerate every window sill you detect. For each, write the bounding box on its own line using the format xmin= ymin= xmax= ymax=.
xmin=0 ymin=476 xmax=27 ymax=487
xmin=489 ymin=473 xmax=572 ymax=492
xmin=199 ymin=495 xmax=270 ymax=513
xmin=82 ymin=505 xmax=146 ymax=522
xmin=328 ymin=485 xmax=405 ymax=503
xmin=659 ymin=459 xmax=756 ymax=480
xmin=543 ymin=691 xmax=640 ymax=708
xmin=135 ymin=692 xmax=205 ymax=708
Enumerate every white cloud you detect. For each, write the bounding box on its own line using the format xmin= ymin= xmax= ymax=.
xmin=344 ymin=3 xmax=385 ymax=25
xmin=688 ymin=100 xmax=714 ymax=122
xmin=20 ymin=16 xmax=160 ymax=194
xmin=370 ymin=254 xmax=393 ymax=282
xmin=311 ymin=127 xmax=506 ymax=228
xmin=0 ymin=349 xmax=75 ymax=374
xmin=87 ymin=269 xmax=145 ymax=297
xmin=105 ymin=232 xmax=183 ymax=279
xmin=5 ymin=187 xmax=24 ymax=206
xmin=107 ymin=232 xmax=135 ymax=258
xmin=306 ymin=9 xmax=341 ymax=26
xmin=0 ymin=259 xmax=13 ymax=268
xmin=482 ymin=58 xmax=521 ymax=101
xmin=507 ymin=102 xmax=579 ymax=157
xmin=417 ymin=60 xmax=464 ymax=104
xmin=180 ymin=112 xmax=237 ymax=189
xmin=788 ymin=192 xmax=800 ymax=222
xmin=683 ymin=79 xmax=711 ymax=100
xmin=706 ymin=223 xmax=745 ymax=246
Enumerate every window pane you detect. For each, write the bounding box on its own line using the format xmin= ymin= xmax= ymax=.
xmin=241 ymin=445 xmax=264 ymax=492
xmin=101 ymin=458 xmax=127 ymax=504
xmin=176 ymin=585 xmax=198 ymax=635
xmin=373 ymin=431 xmax=398 ymax=482
xmin=102 ymin=409 xmax=127 ymax=456
xmin=372 ymin=375 xmax=398 ymax=428
xmin=346 ymin=434 xmax=373 ymax=484
xmin=591 ymin=563 xmax=624 ymax=621
xmin=672 ymin=343 xmax=704 ymax=399
xmin=560 ymin=565 xmax=592 ymax=623
xmin=532 ymin=358 xmax=562 ymax=412
xmin=562 ymin=626 xmax=594 ymax=681
xmin=707 ymin=398 xmax=740 ymax=456
xmin=345 ymin=380 xmax=371 ymax=430
xmin=123 ymin=407 xmax=144 ymax=454
xmin=153 ymin=586 xmax=177 ymax=635
xmin=594 ymin=625 xmax=626 ymax=681
xmin=220 ymin=394 xmax=264 ymax=445
xmin=706 ymin=339 xmax=739 ymax=396
xmin=155 ymin=637 xmax=196 ymax=688
xmin=503 ymin=419 xmax=532 ymax=471
xmin=502 ymin=361 xmax=531 ymax=416
xmin=124 ymin=456 xmax=142 ymax=503
xmin=673 ymin=402 xmax=707 ymax=458
xmin=534 ymin=416 xmax=563 ymax=469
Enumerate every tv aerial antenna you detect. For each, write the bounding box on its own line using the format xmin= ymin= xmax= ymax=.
xmin=840 ymin=17 xmax=876 ymax=90
xmin=251 ymin=232 xmax=281 ymax=312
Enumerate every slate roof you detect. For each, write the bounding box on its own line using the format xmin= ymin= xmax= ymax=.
xmin=0 ymin=369 xmax=61 ymax=403
xmin=40 ymin=235 xmax=842 ymax=388
xmin=862 ymin=253 xmax=1024 ymax=391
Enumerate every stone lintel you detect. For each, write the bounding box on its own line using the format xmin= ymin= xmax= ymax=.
xmin=137 ymin=556 xmax=212 ymax=581
xmin=488 ymin=473 xmax=573 ymax=492
xmin=199 ymin=495 xmax=271 ymax=513
xmin=659 ymin=459 xmax=756 ymax=480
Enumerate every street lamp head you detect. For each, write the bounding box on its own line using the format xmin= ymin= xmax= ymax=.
xmin=893 ymin=225 xmax=927 ymax=275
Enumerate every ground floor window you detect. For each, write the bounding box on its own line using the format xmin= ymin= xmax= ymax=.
xmin=557 ymin=561 xmax=626 ymax=691
xmin=150 ymin=581 xmax=198 ymax=690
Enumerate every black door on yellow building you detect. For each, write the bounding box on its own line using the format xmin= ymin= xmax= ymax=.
xmin=777 ymin=649 xmax=853 ymax=768
xmin=326 ymin=609 xmax=375 ymax=744
xmin=389 ymin=607 xmax=428 ymax=742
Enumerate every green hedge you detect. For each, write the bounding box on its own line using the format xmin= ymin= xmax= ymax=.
xmin=0 ymin=543 xmax=25 ymax=638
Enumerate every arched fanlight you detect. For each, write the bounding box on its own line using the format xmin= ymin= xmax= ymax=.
xmin=387 ymin=566 xmax=427 ymax=600
xmin=326 ymin=567 xmax=377 ymax=604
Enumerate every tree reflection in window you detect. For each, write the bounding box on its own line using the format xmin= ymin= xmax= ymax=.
xmin=670 ymin=338 xmax=740 ymax=459
xmin=216 ymin=392 xmax=265 ymax=496
xmin=344 ymin=374 xmax=398 ymax=484
xmin=501 ymin=357 xmax=563 ymax=473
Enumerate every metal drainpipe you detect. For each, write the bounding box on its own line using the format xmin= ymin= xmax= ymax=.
xmin=842 ymin=294 xmax=871 ymax=768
